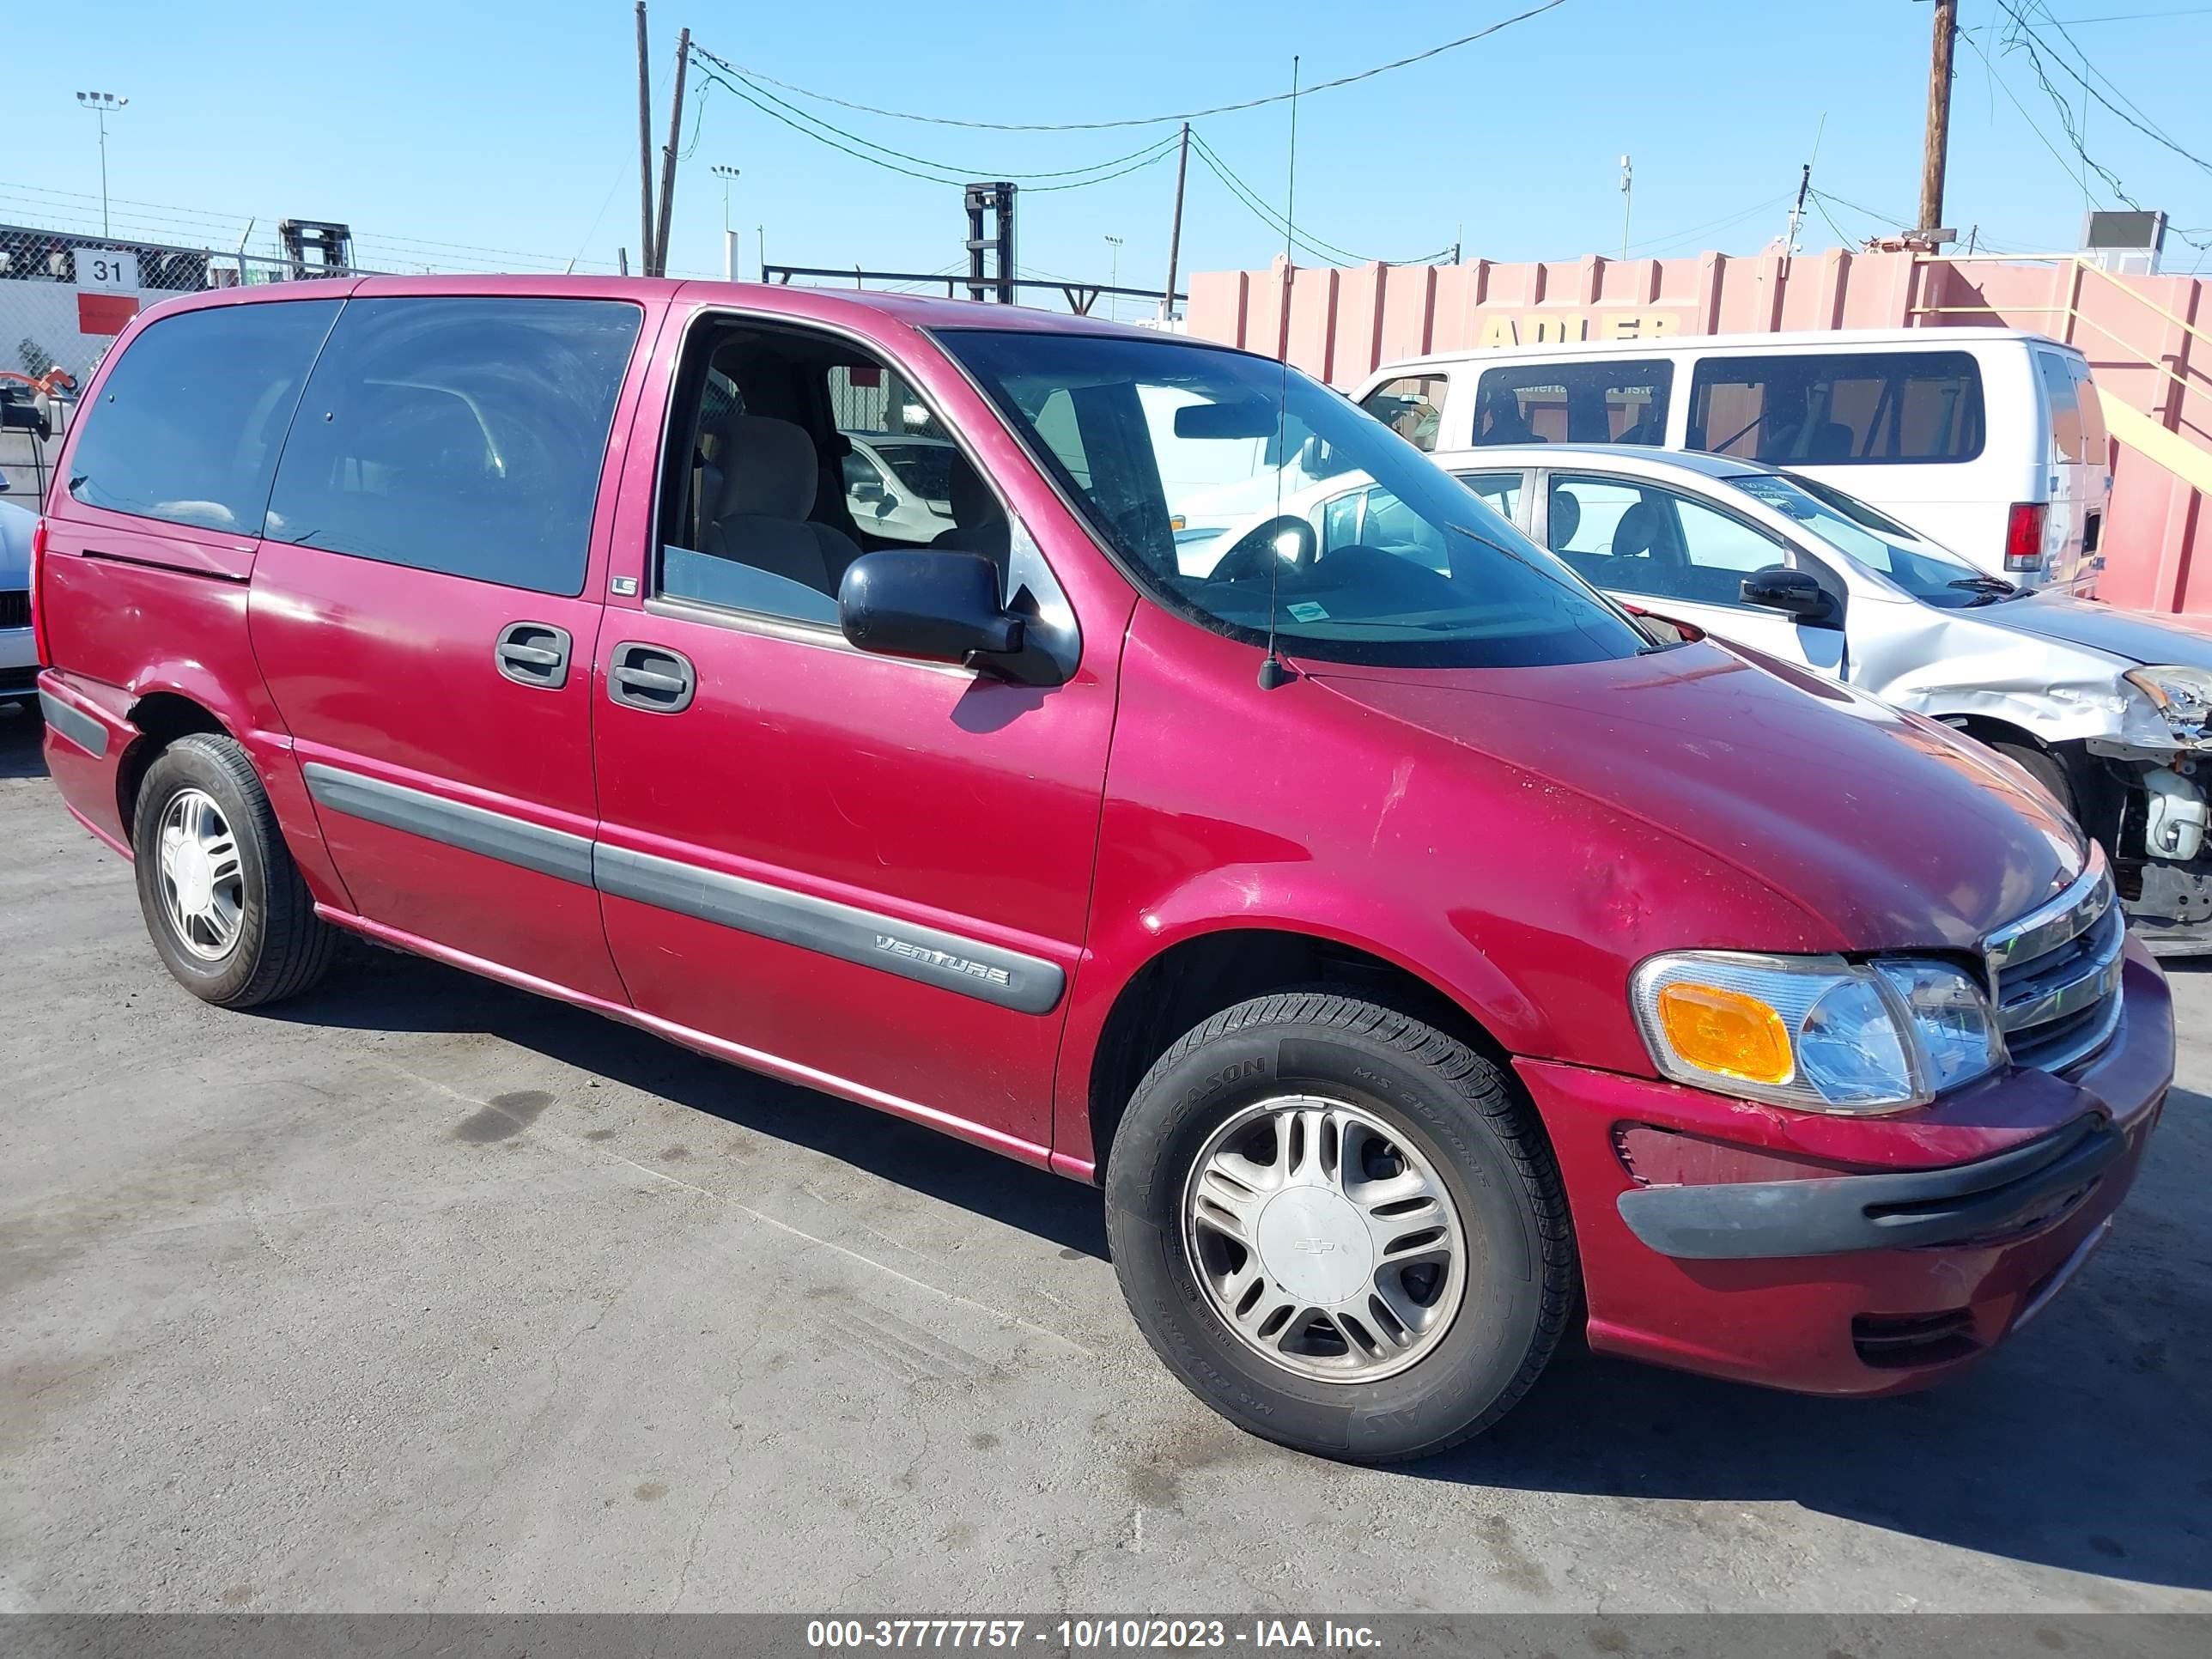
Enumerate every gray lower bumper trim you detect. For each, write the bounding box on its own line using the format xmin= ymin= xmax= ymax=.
xmin=301 ymin=762 xmax=595 ymax=887
xmin=38 ymin=690 xmax=108 ymax=758
xmin=1616 ymin=1114 xmax=2124 ymax=1260
xmin=594 ymin=842 xmax=1064 ymax=1015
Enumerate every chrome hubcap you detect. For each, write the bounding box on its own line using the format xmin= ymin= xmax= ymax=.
xmin=1182 ymin=1094 xmax=1466 ymax=1382
xmin=156 ymin=788 xmax=245 ymax=961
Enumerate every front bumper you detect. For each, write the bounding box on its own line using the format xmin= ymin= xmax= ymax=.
xmin=2127 ymin=856 xmax=2212 ymax=955
xmin=1516 ymin=941 xmax=2172 ymax=1396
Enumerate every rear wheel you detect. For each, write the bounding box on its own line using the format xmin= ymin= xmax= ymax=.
xmin=1104 ymin=991 xmax=1575 ymax=1462
xmin=131 ymin=733 xmax=334 ymax=1008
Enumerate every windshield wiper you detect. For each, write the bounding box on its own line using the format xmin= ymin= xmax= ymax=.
xmin=1948 ymin=575 xmax=2019 ymax=603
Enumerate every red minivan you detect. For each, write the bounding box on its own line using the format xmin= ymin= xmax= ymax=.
xmin=32 ymin=277 xmax=2171 ymax=1462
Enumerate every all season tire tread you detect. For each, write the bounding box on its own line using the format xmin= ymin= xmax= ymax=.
xmin=1108 ymin=990 xmax=1577 ymax=1462
xmin=132 ymin=732 xmax=335 ymax=1008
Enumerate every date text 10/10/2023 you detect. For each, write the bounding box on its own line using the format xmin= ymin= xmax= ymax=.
xmin=805 ymin=1620 xmax=1382 ymax=1651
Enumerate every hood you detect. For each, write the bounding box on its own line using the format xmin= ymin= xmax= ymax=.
xmin=1978 ymin=592 xmax=2212 ymax=669
xmin=1307 ymin=640 xmax=2086 ymax=954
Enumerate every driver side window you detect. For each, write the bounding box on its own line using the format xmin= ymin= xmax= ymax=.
xmin=656 ymin=325 xmax=1014 ymax=629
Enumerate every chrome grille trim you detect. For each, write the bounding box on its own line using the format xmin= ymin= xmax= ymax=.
xmin=1996 ymin=905 xmax=2125 ymax=1033
xmin=1984 ymin=846 xmax=2112 ymax=976
xmin=1984 ymin=846 xmax=2125 ymax=1074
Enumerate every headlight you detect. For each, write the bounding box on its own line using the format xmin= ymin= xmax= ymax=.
xmin=1631 ymin=951 xmax=2004 ymax=1113
xmin=2124 ymin=665 xmax=2212 ymax=732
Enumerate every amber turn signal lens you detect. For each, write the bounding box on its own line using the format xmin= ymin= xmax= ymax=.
xmin=1655 ymin=982 xmax=1795 ymax=1085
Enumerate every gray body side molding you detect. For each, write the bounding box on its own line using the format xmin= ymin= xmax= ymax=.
xmin=301 ymin=761 xmax=1063 ymax=1014
xmin=38 ymin=690 xmax=109 ymax=758
xmin=594 ymin=842 xmax=1064 ymax=1015
xmin=301 ymin=762 xmax=596 ymax=887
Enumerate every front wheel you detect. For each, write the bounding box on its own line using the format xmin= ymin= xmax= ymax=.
xmin=131 ymin=732 xmax=335 ymax=1008
xmin=1104 ymin=992 xmax=1576 ymax=1462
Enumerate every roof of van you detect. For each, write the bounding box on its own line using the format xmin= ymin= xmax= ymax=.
xmin=130 ymin=272 xmax=1187 ymax=342
xmin=1432 ymin=442 xmax=1781 ymax=479
xmin=1375 ymin=325 xmax=2067 ymax=376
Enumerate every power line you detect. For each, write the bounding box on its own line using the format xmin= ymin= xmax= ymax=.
xmin=1622 ymin=191 xmax=1795 ymax=256
xmin=686 ymin=52 xmax=1182 ymax=194
xmin=1186 ymin=132 xmax=1449 ymax=266
xmin=691 ymin=49 xmax=1185 ymax=182
xmin=1808 ymin=186 xmax=1911 ymax=228
xmin=1996 ymin=1 xmax=2212 ymax=179
xmin=1966 ymin=5 xmax=2212 ymax=24
xmin=2001 ymin=3 xmax=2212 ymax=252
xmin=1954 ymin=19 xmax=2125 ymax=204
xmin=694 ymin=2 xmax=1569 ymax=131
xmin=1809 ymin=191 xmax=1862 ymax=247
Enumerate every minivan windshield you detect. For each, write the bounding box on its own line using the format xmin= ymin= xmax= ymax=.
xmin=941 ymin=331 xmax=1650 ymax=669
xmin=1729 ymin=471 xmax=2016 ymax=609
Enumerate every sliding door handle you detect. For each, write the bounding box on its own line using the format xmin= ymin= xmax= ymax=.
xmin=495 ymin=622 xmax=573 ymax=690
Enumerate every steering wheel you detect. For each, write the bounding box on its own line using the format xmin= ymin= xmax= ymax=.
xmin=1208 ymin=514 xmax=1319 ymax=584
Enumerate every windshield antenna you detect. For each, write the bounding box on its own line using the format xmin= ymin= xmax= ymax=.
xmin=1257 ymin=52 xmax=1299 ymax=692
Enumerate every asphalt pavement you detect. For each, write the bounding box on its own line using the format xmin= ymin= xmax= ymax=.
xmin=1 ymin=699 xmax=2206 ymax=1614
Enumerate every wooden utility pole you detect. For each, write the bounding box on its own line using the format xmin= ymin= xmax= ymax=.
xmin=651 ymin=27 xmax=691 ymax=277
xmin=1160 ymin=123 xmax=1190 ymax=320
xmin=636 ymin=3 xmax=655 ymax=278
xmin=1918 ymin=0 xmax=1958 ymax=233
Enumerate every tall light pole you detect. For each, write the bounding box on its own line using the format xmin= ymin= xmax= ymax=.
xmin=713 ymin=163 xmax=741 ymax=281
xmin=1103 ymin=233 xmax=1123 ymax=321
xmin=1618 ymin=154 xmax=1633 ymax=260
xmin=75 ymin=91 xmax=130 ymax=238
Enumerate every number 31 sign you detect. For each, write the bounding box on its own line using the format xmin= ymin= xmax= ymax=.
xmin=75 ymin=249 xmax=140 ymax=293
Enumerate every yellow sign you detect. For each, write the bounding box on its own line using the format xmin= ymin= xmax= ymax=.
xmin=1478 ymin=312 xmax=1682 ymax=347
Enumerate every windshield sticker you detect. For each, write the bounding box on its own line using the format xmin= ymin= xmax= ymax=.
xmin=1287 ymin=602 xmax=1330 ymax=623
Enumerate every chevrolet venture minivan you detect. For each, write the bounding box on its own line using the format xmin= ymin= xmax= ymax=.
xmin=33 ymin=278 xmax=2172 ymax=1462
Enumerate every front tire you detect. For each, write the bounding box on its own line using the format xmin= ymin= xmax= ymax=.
xmin=131 ymin=733 xmax=334 ymax=1008
xmin=1104 ymin=992 xmax=1575 ymax=1462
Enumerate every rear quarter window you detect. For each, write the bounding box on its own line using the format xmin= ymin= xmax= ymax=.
xmin=1686 ymin=350 xmax=1984 ymax=465
xmin=64 ymin=298 xmax=341 ymax=533
xmin=1472 ymin=360 xmax=1672 ymax=447
xmin=263 ymin=296 xmax=641 ymax=597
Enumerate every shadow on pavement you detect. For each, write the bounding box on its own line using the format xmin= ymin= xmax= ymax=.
xmin=0 ymin=702 xmax=46 ymax=780
xmin=263 ymin=943 xmax=1110 ymax=1261
xmin=264 ymin=935 xmax=2209 ymax=1592
xmin=1435 ymin=1085 xmax=2212 ymax=1593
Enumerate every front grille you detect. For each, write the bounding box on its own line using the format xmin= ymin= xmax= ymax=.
xmin=0 ymin=590 xmax=27 ymax=629
xmin=1985 ymin=849 xmax=2125 ymax=1073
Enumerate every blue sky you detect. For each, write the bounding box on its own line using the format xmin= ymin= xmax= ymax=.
xmin=12 ymin=1 xmax=2211 ymax=298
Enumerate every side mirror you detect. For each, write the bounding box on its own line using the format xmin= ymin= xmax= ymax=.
xmin=1741 ymin=565 xmax=1837 ymax=625
xmin=839 ymin=550 xmax=1024 ymax=666
xmin=848 ymin=477 xmax=885 ymax=506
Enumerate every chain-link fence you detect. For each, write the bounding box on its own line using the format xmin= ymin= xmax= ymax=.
xmin=0 ymin=222 xmax=374 ymax=501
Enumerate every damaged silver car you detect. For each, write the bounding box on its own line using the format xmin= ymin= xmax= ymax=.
xmin=1429 ymin=444 xmax=2212 ymax=952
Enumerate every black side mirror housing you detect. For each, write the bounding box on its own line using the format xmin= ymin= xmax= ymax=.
xmin=1741 ymin=564 xmax=1838 ymax=626
xmin=839 ymin=550 xmax=1024 ymax=667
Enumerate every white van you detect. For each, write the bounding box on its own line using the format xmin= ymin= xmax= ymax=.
xmin=1352 ymin=327 xmax=2112 ymax=592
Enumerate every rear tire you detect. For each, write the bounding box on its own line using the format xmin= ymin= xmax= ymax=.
xmin=131 ymin=733 xmax=334 ymax=1008
xmin=1104 ymin=991 xmax=1575 ymax=1463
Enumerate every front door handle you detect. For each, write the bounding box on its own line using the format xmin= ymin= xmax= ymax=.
xmin=495 ymin=622 xmax=573 ymax=690
xmin=608 ymin=640 xmax=697 ymax=714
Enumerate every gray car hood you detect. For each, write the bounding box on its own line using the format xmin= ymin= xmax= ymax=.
xmin=1978 ymin=591 xmax=2212 ymax=669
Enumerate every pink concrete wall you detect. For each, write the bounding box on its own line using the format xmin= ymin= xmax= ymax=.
xmin=1186 ymin=251 xmax=2211 ymax=616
